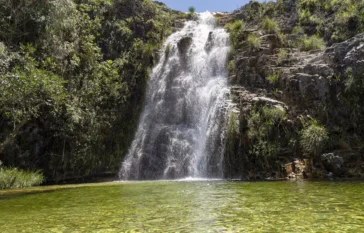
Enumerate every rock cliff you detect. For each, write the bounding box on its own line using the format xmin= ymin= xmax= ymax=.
xmin=222 ymin=0 xmax=364 ymax=180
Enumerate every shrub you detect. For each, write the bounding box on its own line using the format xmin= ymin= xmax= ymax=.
xmin=188 ymin=6 xmax=195 ymax=18
xmin=0 ymin=168 xmax=44 ymax=190
xmin=225 ymin=20 xmax=244 ymax=48
xmin=165 ymin=43 xmax=171 ymax=58
xmin=300 ymin=120 xmax=328 ymax=157
xmin=277 ymin=48 xmax=289 ymax=64
xmin=292 ymin=26 xmax=305 ymax=34
xmin=228 ymin=60 xmax=236 ymax=75
xmin=230 ymin=20 xmax=244 ymax=31
xmin=261 ymin=17 xmax=279 ymax=33
xmin=267 ymin=72 xmax=280 ymax=84
xmin=248 ymin=106 xmax=287 ymax=158
xmin=188 ymin=6 xmax=195 ymax=14
xmin=227 ymin=111 xmax=240 ymax=157
xmin=247 ymin=34 xmax=261 ymax=48
xmin=298 ymin=35 xmax=325 ymax=51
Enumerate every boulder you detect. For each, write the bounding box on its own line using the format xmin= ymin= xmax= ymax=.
xmin=284 ymin=159 xmax=310 ymax=179
xmin=321 ymin=153 xmax=345 ymax=176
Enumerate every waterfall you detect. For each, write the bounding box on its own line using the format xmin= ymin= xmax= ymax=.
xmin=119 ymin=12 xmax=230 ymax=180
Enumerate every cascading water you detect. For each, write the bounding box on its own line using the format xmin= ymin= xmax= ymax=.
xmin=119 ymin=12 xmax=230 ymax=180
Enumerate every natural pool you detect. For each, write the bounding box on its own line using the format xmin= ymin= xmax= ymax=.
xmin=1 ymin=180 xmax=364 ymax=232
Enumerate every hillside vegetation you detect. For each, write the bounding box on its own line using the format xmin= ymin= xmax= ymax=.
xmin=0 ymin=0 xmax=185 ymax=183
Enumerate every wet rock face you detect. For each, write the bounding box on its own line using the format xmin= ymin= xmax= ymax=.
xmin=177 ymin=36 xmax=193 ymax=54
xmin=205 ymin=31 xmax=214 ymax=52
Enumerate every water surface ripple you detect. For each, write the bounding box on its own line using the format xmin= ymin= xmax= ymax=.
xmin=1 ymin=181 xmax=364 ymax=232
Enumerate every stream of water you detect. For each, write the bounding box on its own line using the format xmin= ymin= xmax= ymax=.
xmin=120 ymin=13 xmax=230 ymax=180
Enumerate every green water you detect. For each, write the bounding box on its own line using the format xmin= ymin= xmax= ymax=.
xmin=1 ymin=181 xmax=364 ymax=232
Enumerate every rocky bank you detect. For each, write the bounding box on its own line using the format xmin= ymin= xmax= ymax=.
xmin=220 ymin=0 xmax=364 ymax=180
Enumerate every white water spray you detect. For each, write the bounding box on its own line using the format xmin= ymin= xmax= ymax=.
xmin=120 ymin=12 xmax=230 ymax=180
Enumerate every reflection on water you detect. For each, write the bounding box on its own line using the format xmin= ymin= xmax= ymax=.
xmin=1 ymin=181 xmax=364 ymax=232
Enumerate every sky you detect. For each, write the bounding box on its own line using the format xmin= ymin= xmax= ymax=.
xmin=154 ymin=0 xmax=265 ymax=13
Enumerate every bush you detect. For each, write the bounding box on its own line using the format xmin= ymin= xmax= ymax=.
xmin=247 ymin=34 xmax=261 ymax=48
xmin=292 ymin=26 xmax=305 ymax=34
xmin=0 ymin=168 xmax=44 ymax=190
xmin=165 ymin=43 xmax=171 ymax=58
xmin=277 ymin=48 xmax=289 ymax=65
xmin=298 ymin=35 xmax=325 ymax=51
xmin=267 ymin=72 xmax=280 ymax=84
xmin=261 ymin=17 xmax=279 ymax=33
xmin=248 ymin=106 xmax=287 ymax=158
xmin=188 ymin=6 xmax=195 ymax=14
xmin=188 ymin=6 xmax=195 ymax=18
xmin=230 ymin=20 xmax=244 ymax=31
xmin=228 ymin=60 xmax=236 ymax=76
xmin=300 ymin=120 xmax=328 ymax=157
xmin=225 ymin=20 xmax=244 ymax=48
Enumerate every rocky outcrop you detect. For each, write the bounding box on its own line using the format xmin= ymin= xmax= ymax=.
xmin=321 ymin=153 xmax=345 ymax=176
xmin=284 ymin=159 xmax=310 ymax=179
xmin=224 ymin=9 xmax=364 ymax=180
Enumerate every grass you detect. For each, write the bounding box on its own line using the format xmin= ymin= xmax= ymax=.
xmin=298 ymin=35 xmax=325 ymax=51
xmin=292 ymin=26 xmax=305 ymax=34
xmin=247 ymin=34 xmax=261 ymax=49
xmin=225 ymin=20 xmax=244 ymax=49
xmin=0 ymin=167 xmax=44 ymax=190
xmin=247 ymin=106 xmax=287 ymax=159
xmin=267 ymin=72 xmax=280 ymax=84
xmin=277 ymin=49 xmax=288 ymax=65
xmin=228 ymin=60 xmax=236 ymax=75
xmin=300 ymin=120 xmax=328 ymax=157
xmin=261 ymin=17 xmax=279 ymax=33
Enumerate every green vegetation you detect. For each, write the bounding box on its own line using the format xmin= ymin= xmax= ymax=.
xmin=188 ymin=6 xmax=196 ymax=19
xmin=267 ymin=72 xmax=280 ymax=84
xmin=247 ymin=34 xmax=262 ymax=48
xmin=228 ymin=60 xmax=236 ymax=76
xmin=277 ymin=49 xmax=289 ymax=65
xmin=225 ymin=20 xmax=245 ymax=49
xmin=336 ymin=68 xmax=364 ymax=136
xmin=0 ymin=167 xmax=43 ymax=189
xmin=165 ymin=43 xmax=172 ymax=58
xmin=297 ymin=35 xmax=325 ymax=51
xmin=247 ymin=106 xmax=287 ymax=160
xmin=226 ymin=111 xmax=240 ymax=157
xmin=261 ymin=17 xmax=279 ymax=33
xmin=0 ymin=0 xmax=185 ymax=182
xmin=297 ymin=0 xmax=364 ymax=43
xmin=222 ymin=0 xmax=364 ymax=178
xmin=300 ymin=120 xmax=328 ymax=157
xmin=188 ymin=6 xmax=196 ymax=15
